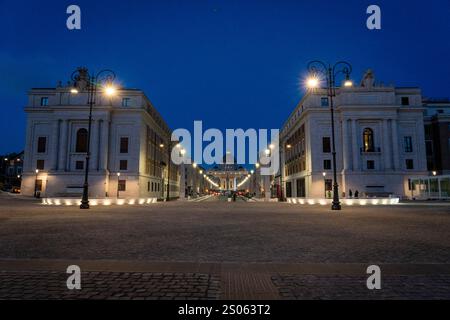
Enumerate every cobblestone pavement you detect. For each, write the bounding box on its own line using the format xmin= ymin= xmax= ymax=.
xmin=271 ymin=274 xmax=450 ymax=300
xmin=0 ymin=271 xmax=220 ymax=300
xmin=1 ymin=260 xmax=450 ymax=299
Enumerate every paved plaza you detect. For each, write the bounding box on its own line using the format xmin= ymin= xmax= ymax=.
xmin=0 ymin=193 xmax=449 ymax=299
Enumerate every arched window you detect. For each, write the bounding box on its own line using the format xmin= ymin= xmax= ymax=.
xmin=363 ymin=128 xmax=374 ymax=152
xmin=76 ymin=128 xmax=88 ymax=153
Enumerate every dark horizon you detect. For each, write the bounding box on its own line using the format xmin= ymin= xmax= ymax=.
xmin=1 ymin=0 xmax=449 ymax=154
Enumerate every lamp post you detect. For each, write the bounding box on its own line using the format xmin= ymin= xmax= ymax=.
xmin=175 ymin=147 xmax=186 ymax=200
xmin=70 ymin=68 xmax=116 ymax=209
xmin=34 ymin=169 xmax=39 ymax=198
xmin=322 ymin=172 xmax=327 ymax=198
xmin=116 ymin=172 xmax=121 ymax=198
xmin=159 ymin=143 xmax=165 ymax=200
xmin=199 ymin=169 xmax=204 ymax=194
xmin=306 ymin=60 xmax=353 ymax=210
xmin=166 ymin=141 xmax=172 ymax=202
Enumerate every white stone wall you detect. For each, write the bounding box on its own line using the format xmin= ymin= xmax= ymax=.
xmin=281 ymin=74 xmax=428 ymax=199
xmin=21 ymin=86 xmax=179 ymax=199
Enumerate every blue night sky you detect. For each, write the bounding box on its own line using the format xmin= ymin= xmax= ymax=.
xmin=0 ymin=0 xmax=449 ymax=154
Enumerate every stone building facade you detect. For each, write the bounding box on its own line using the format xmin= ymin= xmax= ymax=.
xmin=21 ymin=68 xmax=179 ymax=199
xmin=179 ymin=162 xmax=207 ymax=198
xmin=280 ymin=70 xmax=428 ymax=199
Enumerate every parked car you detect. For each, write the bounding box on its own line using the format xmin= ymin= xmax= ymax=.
xmin=11 ymin=187 xmax=20 ymax=194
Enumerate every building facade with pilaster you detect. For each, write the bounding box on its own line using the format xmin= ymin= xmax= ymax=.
xmin=21 ymin=68 xmax=179 ymax=199
xmin=179 ymin=162 xmax=207 ymax=198
xmin=280 ymin=70 xmax=428 ymax=199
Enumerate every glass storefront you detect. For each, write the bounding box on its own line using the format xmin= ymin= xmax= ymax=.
xmin=409 ymin=175 xmax=450 ymax=200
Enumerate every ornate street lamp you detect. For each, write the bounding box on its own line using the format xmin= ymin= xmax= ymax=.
xmin=166 ymin=142 xmax=174 ymax=202
xmin=71 ymin=68 xmax=116 ymax=209
xmin=306 ymin=60 xmax=353 ymax=210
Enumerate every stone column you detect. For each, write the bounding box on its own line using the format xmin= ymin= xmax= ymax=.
xmin=391 ymin=119 xmax=400 ymax=170
xmin=90 ymin=119 xmax=100 ymax=171
xmin=342 ymin=119 xmax=350 ymax=171
xmin=99 ymin=120 xmax=110 ymax=171
xmin=233 ymin=177 xmax=237 ymax=191
xmin=51 ymin=120 xmax=60 ymax=170
xmin=351 ymin=120 xmax=359 ymax=171
xmin=58 ymin=120 xmax=68 ymax=171
xmin=383 ymin=119 xmax=392 ymax=170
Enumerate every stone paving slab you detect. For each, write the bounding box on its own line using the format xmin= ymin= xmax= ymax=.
xmin=2 ymin=259 xmax=450 ymax=275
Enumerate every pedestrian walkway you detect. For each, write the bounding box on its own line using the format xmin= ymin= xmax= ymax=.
xmin=1 ymin=260 xmax=449 ymax=300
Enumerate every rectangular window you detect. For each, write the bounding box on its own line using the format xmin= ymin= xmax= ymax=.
xmin=286 ymin=181 xmax=292 ymax=198
xmin=401 ymin=97 xmax=410 ymax=106
xmin=37 ymin=137 xmax=47 ymax=153
xmin=367 ymin=160 xmax=375 ymax=170
xmin=407 ymin=179 xmax=415 ymax=191
xmin=323 ymin=159 xmax=331 ymax=170
xmin=119 ymin=160 xmax=128 ymax=170
xmin=40 ymin=97 xmax=49 ymax=106
xmin=122 ymin=98 xmax=130 ymax=107
xmin=321 ymin=97 xmax=329 ymax=107
xmin=35 ymin=179 xmax=43 ymax=191
xmin=120 ymin=137 xmax=129 ymax=153
xmin=75 ymin=161 xmax=84 ymax=170
xmin=118 ymin=180 xmax=126 ymax=191
xmin=406 ymin=159 xmax=414 ymax=170
xmin=322 ymin=137 xmax=331 ymax=153
xmin=404 ymin=136 xmax=413 ymax=152
xmin=325 ymin=179 xmax=332 ymax=192
xmin=296 ymin=178 xmax=306 ymax=197
xmin=36 ymin=160 xmax=45 ymax=170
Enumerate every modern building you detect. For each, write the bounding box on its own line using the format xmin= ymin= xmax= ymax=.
xmin=280 ymin=70 xmax=428 ymax=199
xmin=423 ymin=98 xmax=450 ymax=175
xmin=0 ymin=151 xmax=24 ymax=189
xmin=21 ymin=67 xmax=180 ymax=199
